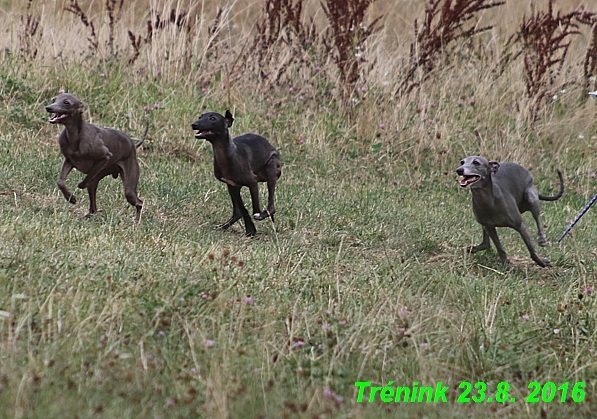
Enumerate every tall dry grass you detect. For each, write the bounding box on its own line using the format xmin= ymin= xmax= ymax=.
xmin=2 ymin=2 xmax=597 ymax=417
xmin=2 ymin=0 xmax=597 ymax=172
xmin=2 ymin=1 xmax=597 ymax=174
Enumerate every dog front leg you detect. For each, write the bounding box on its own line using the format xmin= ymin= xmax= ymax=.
xmin=228 ymin=185 xmax=256 ymax=236
xmin=57 ymin=159 xmax=77 ymax=204
xmin=215 ymin=185 xmax=244 ymax=230
xmin=485 ymin=226 xmax=510 ymax=266
xmin=468 ymin=227 xmax=491 ymax=253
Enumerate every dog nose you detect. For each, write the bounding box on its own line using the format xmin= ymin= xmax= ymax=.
xmin=456 ymin=168 xmax=464 ymax=175
xmin=45 ymin=106 xmax=52 ymax=112
xmin=191 ymin=123 xmax=198 ymax=130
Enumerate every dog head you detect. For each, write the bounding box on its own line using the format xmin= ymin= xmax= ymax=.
xmin=45 ymin=93 xmax=85 ymax=124
xmin=191 ymin=110 xmax=234 ymax=142
xmin=456 ymin=156 xmax=499 ymax=189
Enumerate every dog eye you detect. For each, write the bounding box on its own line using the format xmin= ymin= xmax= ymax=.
xmin=460 ymin=160 xmax=464 ymax=165
xmin=64 ymin=100 xmax=70 ymax=105
xmin=473 ymin=160 xmax=480 ymax=166
xmin=209 ymin=116 xmax=215 ymax=121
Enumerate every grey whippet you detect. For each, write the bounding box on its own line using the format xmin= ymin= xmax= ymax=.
xmin=191 ymin=110 xmax=281 ymax=236
xmin=456 ymin=156 xmax=564 ymax=267
xmin=46 ymin=93 xmax=148 ymax=222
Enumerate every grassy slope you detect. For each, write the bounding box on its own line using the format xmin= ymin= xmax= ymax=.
xmin=2 ymin=1 xmax=597 ymax=418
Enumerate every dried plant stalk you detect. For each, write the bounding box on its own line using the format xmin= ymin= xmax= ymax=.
xmin=65 ymin=0 xmax=99 ymax=52
xmin=398 ymin=0 xmax=505 ymax=94
xmin=577 ymin=11 xmax=597 ymax=92
xmin=513 ymin=0 xmax=583 ymax=121
xmin=249 ymin=0 xmax=317 ymax=86
xmin=18 ymin=0 xmax=43 ymax=59
xmin=321 ymin=0 xmax=382 ymax=91
xmin=127 ymin=8 xmax=197 ymax=67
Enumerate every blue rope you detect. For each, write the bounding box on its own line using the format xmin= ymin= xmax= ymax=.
xmin=558 ymin=192 xmax=597 ymax=242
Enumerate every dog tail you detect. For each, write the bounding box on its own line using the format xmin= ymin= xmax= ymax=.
xmin=136 ymin=119 xmax=149 ymax=149
xmin=539 ymin=169 xmax=564 ymax=201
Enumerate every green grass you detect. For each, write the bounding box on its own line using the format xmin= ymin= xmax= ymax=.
xmin=3 ymin=1 xmax=597 ymax=418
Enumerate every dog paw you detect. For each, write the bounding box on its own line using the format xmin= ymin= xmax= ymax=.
xmin=538 ymin=237 xmax=548 ymax=247
xmin=467 ymin=245 xmax=488 ymax=254
xmin=253 ymin=211 xmax=270 ymax=221
xmin=68 ymin=195 xmax=77 ymax=204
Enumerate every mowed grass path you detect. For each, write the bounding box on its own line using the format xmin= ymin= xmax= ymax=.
xmin=2 ymin=40 xmax=597 ymax=419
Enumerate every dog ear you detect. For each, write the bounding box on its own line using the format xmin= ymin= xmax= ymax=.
xmin=489 ymin=161 xmax=500 ymax=173
xmin=225 ymin=110 xmax=234 ymax=127
xmin=76 ymin=101 xmax=85 ymax=114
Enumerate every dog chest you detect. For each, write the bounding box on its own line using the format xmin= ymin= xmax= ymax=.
xmin=220 ymin=177 xmax=239 ymax=187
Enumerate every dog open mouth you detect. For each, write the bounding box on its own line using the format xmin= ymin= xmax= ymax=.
xmin=49 ymin=113 xmax=68 ymax=124
xmin=195 ymin=130 xmax=213 ymax=138
xmin=459 ymin=175 xmax=480 ymax=187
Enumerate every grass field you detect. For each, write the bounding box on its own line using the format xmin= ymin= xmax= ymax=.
xmin=2 ymin=0 xmax=597 ymax=418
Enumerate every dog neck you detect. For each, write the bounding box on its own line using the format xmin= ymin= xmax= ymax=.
xmin=61 ymin=114 xmax=85 ymax=147
xmin=470 ymin=174 xmax=498 ymax=208
xmin=211 ymin=131 xmax=237 ymax=159
xmin=210 ymin=131 xmax=239 ymax=181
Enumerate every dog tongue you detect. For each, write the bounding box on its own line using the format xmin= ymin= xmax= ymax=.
xmin=459 ymin=176 xmax=478 ymax=186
